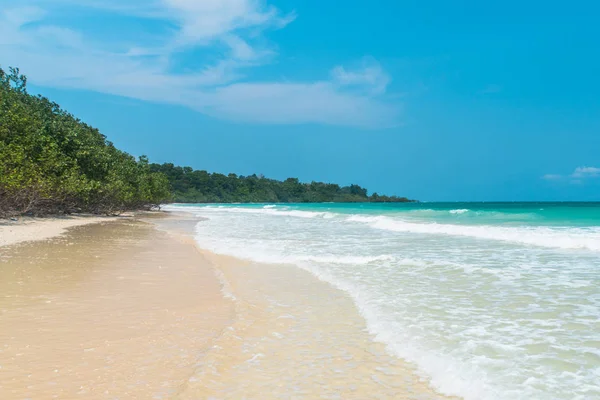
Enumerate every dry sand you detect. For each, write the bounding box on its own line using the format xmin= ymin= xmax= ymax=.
xmin=0 ymin=215 xmax=121 ymax=247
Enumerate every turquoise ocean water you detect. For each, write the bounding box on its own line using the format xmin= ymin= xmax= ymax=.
xmin=169 ymin=202 xmax=600 ymax=400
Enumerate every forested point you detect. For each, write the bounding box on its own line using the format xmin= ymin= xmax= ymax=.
xmin=0 ymin=66 xmax=413 ymax=218
xmin=150 ymin=163 xmax=414 ymax=203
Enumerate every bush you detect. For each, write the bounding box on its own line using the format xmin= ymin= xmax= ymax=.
xmin=0 ymin=67 xmax=172 ymax=217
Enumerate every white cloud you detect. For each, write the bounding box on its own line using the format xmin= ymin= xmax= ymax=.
xmin=331 ymin=58 xmax=391 ymax=95
xmin=0 ymin=5 xmax=45 ymax=28
xmin=571 ymin=166 xmax=600 ymax=179
xmin=162 ymin=0 xmax=293 ymax=45
xmin=201 ymin=82 xmax=399 ymax=127
xmin=222 ymin=35 xmax=260 ymax=61
xmin=541 ymin=166 xmax=600 ymax=184
xmin=542 ymin=174 xmax=563 ymax=181
xmin=0 ymin=1 xmax=397 ymax=127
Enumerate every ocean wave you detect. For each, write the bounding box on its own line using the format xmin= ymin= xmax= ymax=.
xmin=449 ymin=209 xmax=470 ymax=214
xmin=399 ymin=208 xmax=540 ymax=222
xmin=276 ymin=210 xmax=337 ymax=219
xmin=297 ymin=254 xmax=395 ymax=265
xmin=347 ymin=215 xmax=600 ymax=251
xmin=181 ymin=206 xmax=337 ymax=219
xmin=195 ymin=247 xmax=396 ymax=267
xmin=173 ymin=204 xmax=600 ymax=400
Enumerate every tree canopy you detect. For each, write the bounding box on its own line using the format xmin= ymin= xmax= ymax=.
xmin=0 ymin=67 xmax=171 ymax=217
xmin=150 ymin=163 xmax=413 ymax=203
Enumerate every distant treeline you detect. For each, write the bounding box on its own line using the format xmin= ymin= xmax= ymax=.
xmin=150 ymin=163 xmax=413 ymax=203
xmin=0 ymin=67 xmax=171 ymax=217
xmin=0 ymin=66 xmax=412 ymax=217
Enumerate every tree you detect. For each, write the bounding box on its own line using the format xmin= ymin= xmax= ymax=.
xmin=148 ymin=163 xmax=414 ymax=204
xmin=0 ymin=66 xmax=172 ymax=217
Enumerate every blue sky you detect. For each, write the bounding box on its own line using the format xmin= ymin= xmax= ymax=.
xmin=1 ymin=0 xmax=599 ymax=201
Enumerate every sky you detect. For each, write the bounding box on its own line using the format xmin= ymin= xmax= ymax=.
xmin=1 ymin=0 xmax=599 ymax=201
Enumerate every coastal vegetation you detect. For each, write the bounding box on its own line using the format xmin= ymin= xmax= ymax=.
xmin=0 ymin=66 xmax=411 ymax=217
xmin=150 ymin=163 xmax=412 ymax=203
xmin=0 ymin=67 xmax=171 ymax=217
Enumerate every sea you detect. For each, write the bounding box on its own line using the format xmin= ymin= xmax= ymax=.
xmin=168 ymin=202 xmax=600 ymax=400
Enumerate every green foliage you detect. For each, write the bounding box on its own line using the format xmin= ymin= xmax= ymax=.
xmin=0 ymin=66 xmax=172 ymax=217
xmin=149 ymin=163 xmax=413 ymax=203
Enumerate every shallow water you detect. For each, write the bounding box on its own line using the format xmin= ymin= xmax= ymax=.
xmin=169 ymin=202 xmax=600 ymax=400
xmin=0 ymin=220 xmax=231 ymax=400
xmin=179 ymin=253 xmax=453 ymax=399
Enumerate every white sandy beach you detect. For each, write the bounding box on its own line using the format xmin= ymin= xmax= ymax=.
xmin=0 ymin=215 xmax=121 ymax=247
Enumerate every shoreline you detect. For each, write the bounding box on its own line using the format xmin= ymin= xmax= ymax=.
xmin=0 ymin=212 xmax=456 ymax=399
xmin=152 ymin=212 xmax=457 ymax=399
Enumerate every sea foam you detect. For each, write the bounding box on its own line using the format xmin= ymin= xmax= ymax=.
xmin=168 ymin=203 xmax=600 ymax=400
xmin=346 ymin=214 xmax=600 ymax=252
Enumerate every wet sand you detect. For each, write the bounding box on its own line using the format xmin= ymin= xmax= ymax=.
xmin=0 ymin=217 xmax=233 ymax=399
xmin=177 ymin=252 xmax=455 ymax=400
xmin=149 ymin=213 xmax=455 ymax=399
xmin=0 ymin=213 xmax=455 ymax=399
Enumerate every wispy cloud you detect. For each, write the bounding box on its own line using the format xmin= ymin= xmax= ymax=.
xmin=0 ymin=1 xmax=399 ymax=127
xmin=541 ymin=174 xmax=563 ymax=181
xmin=331 ymin=57 xmax=391 ymax=95
xmin=202 ymin=82 xmax=398 ymax=127
xmin=571 ymin=166 xmax=600 ymax=179
xmin=542 ymin=166 xmax=600 ymax=184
